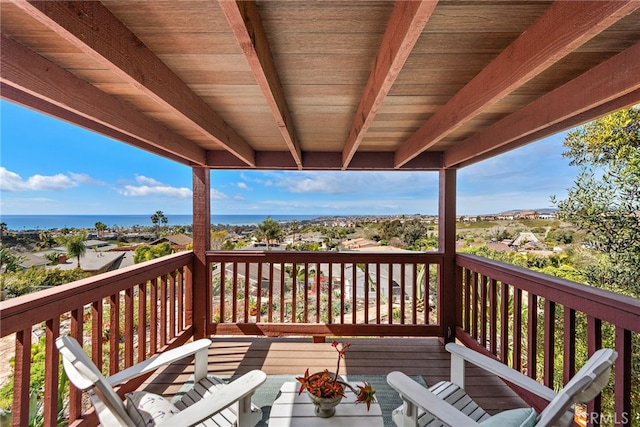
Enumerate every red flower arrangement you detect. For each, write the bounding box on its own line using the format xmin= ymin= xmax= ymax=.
xmin=296 ymin=341 xmax=376 ymax=410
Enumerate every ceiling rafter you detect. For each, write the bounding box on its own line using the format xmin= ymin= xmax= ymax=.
xmin=394 ymin=0 xmax=640 ymax=168
xmin=206 ymin=150 xmax=443 ymax=171
xmin=0 ymin=33 xmax=207 ymax=166
xmin=341 ymin=0 xmax=438 ymax=169
xmin=1 ymin=84 xmax=193 ymax=166
xmin=218 ymin=0 xmax=303 ymax=169
xmin=9 ymin=0 xmax=256 ymax=166
xmin=445 ymin=42 xmax=640 ymax=168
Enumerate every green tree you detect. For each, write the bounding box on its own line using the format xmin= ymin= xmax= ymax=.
xmin=38 ymin=230 xmax=56 ymax=249
xmin=94 ymin=221 xmax=107 ymax=237
xmin=552 ymin=107 xmax=640 ymax=295
xmin=133 ymin=242 xmax=174 ymax=263
xmin=256 ymin=217 xmax=283 ymax=250
xmin=0 ymin=222 xmax=6 ymax=238
xmin=151 ymin=210 xmax=168 ymax=238
xmin=57 ymin=233 xmax=87 ymax=269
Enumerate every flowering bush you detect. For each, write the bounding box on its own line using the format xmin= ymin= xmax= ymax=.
xmin=296 ymin=341 xmax=376 ymax=409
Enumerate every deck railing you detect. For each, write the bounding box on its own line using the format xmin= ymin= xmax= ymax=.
xmin=456 ymin=253 xmax=640 ymax=426
xmin=0 ymin=251 xmax=194 ymax=427
xmin=1 ymin=249 xmax=637 ymax=426
xmin=206 ymin=251 xmax=444 ymax=338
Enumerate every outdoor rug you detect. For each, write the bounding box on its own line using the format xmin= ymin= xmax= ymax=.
xmin=174 ymin=374 xmax=427 ymax=426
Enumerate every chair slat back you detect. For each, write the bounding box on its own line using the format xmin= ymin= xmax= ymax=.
xmin=56 ymin=336 xmax=133 ymax=426
xmin=536 ymin=348 xmax=617 ymax=427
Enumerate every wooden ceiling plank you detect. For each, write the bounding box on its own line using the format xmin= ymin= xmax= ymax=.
xmin=218 ymin=0 xmax=303 ymax=168
xmin=394 ymin=0 xmax=640 ymax=168
xmin=0 ymin=33 xmax=206 ymax=165
xmin=457 ymin=88 xmax=640 ymax=169
xmin=341 ymin=0 xmax=438 ymax=169
xmin=445 ymin=42 xmax=640 ymax=168
xmin=10 ymin=0 xmax=256 ymax=166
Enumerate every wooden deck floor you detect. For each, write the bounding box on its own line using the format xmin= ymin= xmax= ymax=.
xmin=141 ymin=336 xmax=527 ymax=416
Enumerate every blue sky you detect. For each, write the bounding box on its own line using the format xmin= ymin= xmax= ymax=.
xmin=0 ymin=100 xmax=576 ymax=216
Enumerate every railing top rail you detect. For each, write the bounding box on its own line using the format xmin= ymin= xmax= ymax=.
xmin=207 ymin=250 xmax=443 ymax=263
xmin=0 ymin=251 xmax=193 ymax=337
xmin=456 ymin=253 xmax=640 ymax=333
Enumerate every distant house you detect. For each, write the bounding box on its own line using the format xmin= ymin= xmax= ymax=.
xmin=150 ymin=233 xmax=193 ymax=250
xmin=510 ymin=232 xmax=540 ymax=248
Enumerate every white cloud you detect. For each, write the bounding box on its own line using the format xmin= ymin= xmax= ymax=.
xmin=120 ymin=175 xmax=192 ymax=198
xmin=272 ymin=171 xmax=438 ymax=195
xmin=211 ymin=188 xmax=228 ymax=199
xmin=0 ymin=167 xmax=81 ymax=191
xmin=237 ymin=182 xmax=249 ymax=190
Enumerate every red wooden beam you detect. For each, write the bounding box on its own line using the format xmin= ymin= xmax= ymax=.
xmin=395 ymin=0 xmax=640 ymax=167
xmin=219 ymin=0 xmax=302 ymax=168
xmin=0 ymin=34 xmax=207 ymax=166
xmin=445 ymin=42 xmax=640 ymax=168
xmin=9 ymin=0 xmax=256 ymax=166
xmin=342 ymin=0 xmax=437 ymax=168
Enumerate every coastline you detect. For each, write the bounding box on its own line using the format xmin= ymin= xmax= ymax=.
xmin=0 ymin=214 xmax=328 ymax=231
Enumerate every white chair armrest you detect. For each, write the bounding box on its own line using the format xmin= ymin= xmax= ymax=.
xmin=445 ymin=343 xmax=556 ymax=402
xmin=387 ymin=371 xmax=482 ymax=427
xmin=158 ymin=370 xmax=267 ymax=427
xmin=108 ymin=339 xmax=212 ymax=386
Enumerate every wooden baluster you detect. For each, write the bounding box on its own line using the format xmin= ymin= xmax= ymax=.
xmin=543 ymin=299 xmax=555 ymax=387
xmin=480 ymin=275 xmax=487 ymax=348
xmin=280 ymin=262 xmax=286 ymax=323
xmin=177 ymin=268 xmax=184 ymax=332
xmin=563 ymin=308 xmax=576 ymax=384
xmin=44 ymin=317 xmax=60 ymax=427
xmin=303 ymin=263 xmax=309 ymax=323
xmin=327 ymin=263 xmax=333 ymax=324
xmin=124 ymin=288 xmax=134 ymax=368
xmin=315 ymin=262 xmax=321 ymax=323
xmin=150 ymin=278 xmax=158 ymax=354
xmin=232 ymin=262 xmax=238 ymax=323
xmin=169 ymin=271 xmax=176 ymax=339
xmin=291 ymin=262 xmax=297 ymax=323
xmin=340 ymin=263 xmax=345 ymax=324
xmin=160 ymin=275 xmax=167 ymax=347
xmin=513 ymin=288 xmax=522 ymax=371
xmin=375 ymin=263 xmax=381 ymax=324
xmin=13 ymin=328 xmax=31 ymax=427
xmin=489 ymin=279 xmax=498 ymax=354
xmin=615 ymin=327 xmax=631 ymax=427
xmin=464 ymin=268 xmax=471 ymax=333
xmin=387 ymin=263 xmax=393 ymax=325
xmin=424 ymin=263 xmax=431 ymax=325
xmin=138 ymin=282 xmax=147 ymax=362
xmin=220 ymin=262 xmax=226 ymax=324
xmin=69 ymin=308 xmax=83 ymax=421
xmin=92 ymin=299 xmax=103 ymax=371
xmin=268 ymin=262 xmax=274 ymax=323
xmin=400 ymin=263 xmax=406 ymax=324
xmin=109 ymin=293 xmax=120 ymax=374
xmin=500 ymin=282 xmax=509 ymax=363
xmin=471 ymin=271 xmax=479 ymax=339
xmin=257 ymin=263 xmax=263 ymax=323
xmin=244 ymin=262 xmax=250 ymax=322
xmin=527 ymin=293 xmax=538 ymax=379
xmin=587 ymin=316 xmax=602 ymax=426
xmin=364 ymin=263 xmax=370 ymax=324
xmin=411 ymin=263 xmax=417 ymax=325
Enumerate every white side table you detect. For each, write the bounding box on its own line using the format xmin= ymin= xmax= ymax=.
xmin=268 ymin=381 xmax=384 ymax=426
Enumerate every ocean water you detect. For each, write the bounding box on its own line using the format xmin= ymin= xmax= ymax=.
xmin=0 ymin=214 xmax=323 ymax=231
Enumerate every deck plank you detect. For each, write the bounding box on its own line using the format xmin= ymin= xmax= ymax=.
xmin=141 ymin=337 xmax=528 ymax=415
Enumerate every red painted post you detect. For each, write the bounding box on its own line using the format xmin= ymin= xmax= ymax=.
xmin=192 ymin=167 xmax=211 ymax=338
xmin=438 ymin=168 xmax=456 ymax=343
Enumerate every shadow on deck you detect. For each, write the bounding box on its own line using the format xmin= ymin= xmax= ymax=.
xmin=141 ymin=337 xmax=527 ymax=416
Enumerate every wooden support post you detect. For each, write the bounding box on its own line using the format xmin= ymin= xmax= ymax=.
xmin=192 ymin=167 xmax=211 ymax=339
xmin=438 ymin=168 xmax=457 ymax=343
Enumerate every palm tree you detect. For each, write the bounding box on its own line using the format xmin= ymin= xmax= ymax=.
xmin=0 ymin=222 xmax=7 ymax=238
xmin=257 ymin=217 xmax=283 ymax=250
xmin=64 ymin=233 xmax=87 ymax=269
xmin=151 ymin=210 xmax=167 ymax=237
xmin=95 ymin=221 xmax=107 ymax=237
xmin=289 ymin=221 xmax=300 ymax=247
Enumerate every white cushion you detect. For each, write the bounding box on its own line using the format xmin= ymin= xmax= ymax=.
xmin=125 ymin=391 xmax=179 ymax=426
xmin=480 ymin=407 xmax=538 ymax=427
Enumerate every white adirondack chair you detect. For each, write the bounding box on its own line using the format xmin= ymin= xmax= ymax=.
xmin=387 ymin=343 xmax=617 ymax=427
xmin=56 ymin=336 xmax=266 ymax=426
